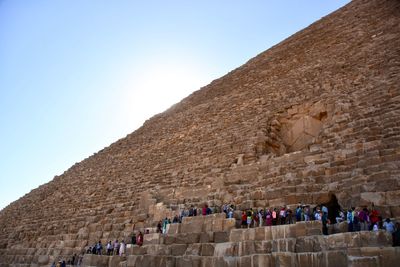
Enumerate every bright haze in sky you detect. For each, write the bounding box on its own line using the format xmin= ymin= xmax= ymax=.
xmin=0 ymin=0 xmax=350 ymax=210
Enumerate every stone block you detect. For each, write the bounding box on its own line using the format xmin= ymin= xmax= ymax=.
xmin=214 ymin=232 xmax=229 ymax=243
xmin=348 ymin=256 xmax=379 ymax=267
xmin=254 ymin=227 xmax=266 ymax=241
xmin=252 ymin=254 xmax=274 ymax=267
xmin=358 ymin=230 xmax=392 ymax=247
xmin=223 ymin=218 xmax=236 ymax=232
xmin=170 ymin=244 xmax=188 ymax=256
xmin=211 ymin=218 xmax=224 ymax=232
xmin=214 ymin=242 xmax=238 ymax=257
xmin=200 ymin=243 xmax=215 ymax=256
xmin=175 ymin=233 xmax=200 ymax=244
xmin=295 ymin=236 xmax=322 ymax=253
xmin=296 ymin=252 xmax=324 ymax=267
xmin=143 ymin=233 xmax=161 ymax=245
xmin=109 ymin=255 xmax=124 ymax=267
xmin=167 ymin=223 xmax=181 ymax=234
xmin=273 ymin=252 xmax=296 ymax=267
xmin=37 ymin=255 xmax=49 ymax=265
xmin=254 ymin=240 xmax=272 ymax=254
xmin=272 ymin=238 xmax=296 ymax=253
xmin=181 ymin=217 xmax=204 ymax=233
xmin=229 ymin=229 xmax=243 ymax=242
xmin=199 ymin=232 xmax=214 ymax=243
xmin=164 ymin=234 xmax=176 ymax=245
xmin=126 ymin=255 xmax=139 ymax=267
xmin=323 ymin=250 xmax=348 ymax=267
xmin=185 ymin=243 xmax=201 ymax=256
xmin=359 ymin=247 xmax=400 ymax=267
xmin=145 ymin=244 xmax=170 ymax=255
xmin=238 ymin=240 xmax=255 ymax=256
xmin=176 ymin=255 xmax=202 ymax=267
xmin=324 ymin=232 xmax=360 ymax=250
xmin=130 ymin=245 xmax=146 ymax=255
xmin=238 ymin=255 xmax=251 ymax=266
xmin=81 ymin=254 xmax=109 ymax=267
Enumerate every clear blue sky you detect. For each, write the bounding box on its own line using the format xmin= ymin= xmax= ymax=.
xmin=0 ymin=0 xmax=350 ymax=210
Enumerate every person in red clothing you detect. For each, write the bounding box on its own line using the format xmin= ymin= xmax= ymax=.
xmin=241 ymin=211 xmax=247 ymax=228
xmin=369 ymin=206 xmax=379 ymax=231
xmin=136 ymin=231 xmax=143 ymax=246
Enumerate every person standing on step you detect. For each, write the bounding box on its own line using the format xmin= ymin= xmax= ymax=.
xmin=119 ymin=240 xmax=126 ymax=256
xmin=136 ymin=231 xmax=144 ymax=246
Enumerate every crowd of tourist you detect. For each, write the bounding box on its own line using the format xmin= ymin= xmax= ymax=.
xmin=57 ymin=202 xmax=399 ymax=265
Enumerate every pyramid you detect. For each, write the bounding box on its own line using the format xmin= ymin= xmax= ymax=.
xmin=1 ymin=0 xmax=400 ymax=266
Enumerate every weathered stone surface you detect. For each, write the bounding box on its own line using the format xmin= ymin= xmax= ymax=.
xmin=1 ymin=0 xmax=400 ymax=265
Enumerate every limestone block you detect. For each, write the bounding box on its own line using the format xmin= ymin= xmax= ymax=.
xmin=359 ymin=247 xmax=400 ymax=267
xmin=223 ymin=218 xmax=236 ymax=232
xmin=358 ymin=231 xmax=392 ymax=247
xmin=295 ymin=236 xmax=322 ymax=253
xmin=145 ymin=244 xmax=170 ymax=255
xmin=272 ymin=238 xmax=296 ymax=253
xmin=385 ymin=190 xmax=400 ymax=206
xmin=324 ymin=232 xmax=360 ymax=250
xmin=323 ymin=250 xmax=348 ymax=267
xmin=170 ymin=244 xmax=188 ymax=256
xmin=272 ymin=252 xmax=296 ymax=267
xmin=176 ymin=256 xmax=202 ymax=267
xmin=181 ymin=217 xmax=204 ymax=233
xmin=360 ymin=192 xmax=385 ymax=206
xmin=185 ymin=243 xmax=201 ymax=256
xmin=214 ymin=232 xmax=229 ymax=243
xmin=252 ymin=254 xmax=274 ymax=267
xmin=109 ymin=256 xmax=124 ymax=267
xmin=81 ymin=254 xmax=109 ymax=267
xmin=265 ymin=226 xmax=272 ymax=240
xmin=200 ymin=243 xmax=215 ymax=256
xmin=254 ymin=240 xmax=272 ymax=254
xmin=130 ymin=245 xmax=146 ymax=255
xmin=214 ymin=242 xmax=238 ymax=257
xmin=305 ymin=221 xmax=323 ymax=236
xmin=175 ymin=233 xmax=200 ymax=244
xmin=164 ymin=234 xmax=176 ymax=245
xmin=348 ymin=256 xmax=379 ymax=267
xmin=143 ymin=233 xmax=161 ymax=245
xmin=296 ymin=252 xmax=324 ymax=267
xmin=229 ymin=229 xmax=244 ymax=242
xmin=213 ymin=256 xmax=238 ymax=267
xmin=126 ymin=255 xmax=140 ymax=267
xmin=243 ymin=228 xmax=256 ymax=241
xmin=167 ymin=223 xmax=181 ymax=234
xmin=199 ymin=232 xmax=214 ymax=243
xmin=238 ymin=240 xmax=255 ymax=256
xmin=37 ymin=255 xmax=49 ymax=265
xmin=238 ymin=255 xmax=251 ymax=266
xmin=254 ymin=227 xmax=266 ymax=241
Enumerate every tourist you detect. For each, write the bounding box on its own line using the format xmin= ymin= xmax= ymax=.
xmin=295 ymin=205 xmax=302 ymax=222
xmin=156 ymin=221 xmax=162 ymax=233
xmin=279 ymin=207 xmax=286 ymax=225
xmin=258 ymin=209 xmax=263 ymax=227
xmin=51 ymin=262 xmax=56 ymax=267
xmin=393 ymin=223 xmax=400 ymax=247
xmin=113 ymin=240 xmax=119 ymax=255
xmin=272 ymin=208 xmax=277 ymax=225
xmin=265 ymin=209 xmax=273 ymax=226
xmin=369 ymin=206 xmax=380 ymax=231
xmin=358 ymin=208 xmax=369 ymax=231
xmin=96 ymin=241 xmax=103 ymax=255
xmin=246 ymin=209 xmax=252 ymax=228
xmin=131 ymin=233 xmax=136 ymax=245
xmin=136 ymin=231 xmax=144 ymax=246
xmin=106 ymin=241 xmax=113 ymax=255
xmin=347 ymin=208 xmax=355 ymax=232
xmin=119 ymin=240 xmax=126 ymax=256
xmin=228 ymin=207 xmax=234 ymax=219
xmin=383 ymin=218 xmax=395 ymax=234
xmin=241 ymin=211 xmax=247 ymax=228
